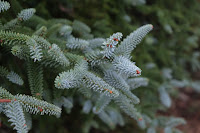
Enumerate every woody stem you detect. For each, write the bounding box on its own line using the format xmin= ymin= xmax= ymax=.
xmin=0 ymin=99 xmax=11 ymax=103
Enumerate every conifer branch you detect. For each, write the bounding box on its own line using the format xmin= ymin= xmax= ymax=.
xmin=127 ymin=77 xmax=149 ymax=90
xmin=5 ymin=100 xmax=28 ymax=133
xmin=114 ymin=93 xmax=142 ymax=121
xmin=115 ymin=24 xmax=153 ymax=58
xmin=0 ymin=66 xmax=24 ymax=85
xmin=27 ymin=61 xmax=44 ymax=99
xmin=66 ymin=37 xmax=89 ymax=50
xmin=93 ymin=94 xmax=111 ymax=114
xmin=101 ymin=32 xmax=122 ymax=59
xmin=18 ymin=8 xmax=36 ymax=21
xmin=48 ymin=44 xmax=70 ymax=66
xmin=82 ymin=72 xmax=119 ymax=98
xmin=112 ymin=56 xmax=142 ymax=77
xmin=0 ymin=87 xmax=62 ymax=117
xmin=0 ymin=0 xmax=10 ymax=13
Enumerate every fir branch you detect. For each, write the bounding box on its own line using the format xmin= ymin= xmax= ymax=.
xmin=48 ymin=44 xmax=70 ymax=67
xmin=127 ymin=77 xmax=149 ymax=90
xmin=82 ymin=100 xmax=92 ymax=114
xmin=82 ymin=72 xmax=119 ymax=98
xmin=137 ymin=115 xmax=146 ymax=129
xmin=98 ymin=110 xmax=115 ymax=129
xmin=101 ymin=32 xmax=123 ymax=59
xmin=27 ymin=61 xmax=44 ymax=99
xmin=59 ymin=25 xmax=72 ymax=37
xmin=120 ymin=89 xmax=140 ymax=104
xmin=62 ymin=97 xmax=73 ymax=109
xmin=0 ymin=103 xmax=4 ymax=113
xmin=2 ymin=18 xmax=19 ymax=30
xmin=165 ymin=117 xmax=186 ymax=128
xmin=85 ymin=50 xmax=107 ymax=66
xmin=78 ymin=87 xmax=92 ymax=98
xmin=27 ymin=38 xmax=43 ymax=62
xmin=0 ymin=31 xmax=43 ymax=62
xmin=106 ymin=107 xmax=125 ymax=126
xmin=114 ymin=93 xmax=142 ymax=121
xmin=0 ymin=0 xmax=10 ymax=13
xmin=18 ymin=8 xmax=36 ymax=21
xmin=0 ymin=87 xmax=14 ymax=99
xmin=11 ymin=45 xmax=30 ymax=60
xmin=46 ymin=23 xmax=62 ymax=37
xmin=0 ymin=30 xmax=29 ymax=46
xmin=64 ymin=53 xmax=89 ymax=71
xmin=0 ymin=87 xmax=62 ymax=117
xmin=0 ymin=66 xmax=24 ymax=85
xmin=5 ymin=100 xmax=28 ymax=133
xmin=104 ymin=70 xmax=130 ymax=91
xmin=115 ymin=24 xmax=153 ymax=58
xmin=66 ymin=37 xmax=89 ymax=50
xmin=93 ymin=94 xmax=111 ymax=114
xmin=158 ymin=86 xmax=171 ymax=108
xmin=88 ymin=38 xmax=105 ymax=49
xmin=40 ymin=56 xmax=61 ymax=68
xmin=112 ymin=56 xmax=142 ymax=77
xmin=55 ymin=70 xmax=82 ymax=89
xmin=32 ymin=35 xmax=51 ymax=49
xmin=15 ymin=94 xmax=61 ymax=117
xmin=0 ymin=65 xmax=9 ymax=77
xmin=6 ymin=71 xmax=24 ymax=85
xmin=24 ymin=113 xmax=32 ymax=131
xmin=0 ymin=4 xmax=156 ymax=131
xmin=33 ymin=26 xmax=47 ymax=37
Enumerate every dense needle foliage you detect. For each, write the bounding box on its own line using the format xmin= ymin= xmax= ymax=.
xmin=1 ymin=0 xmax=200 ymax=133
